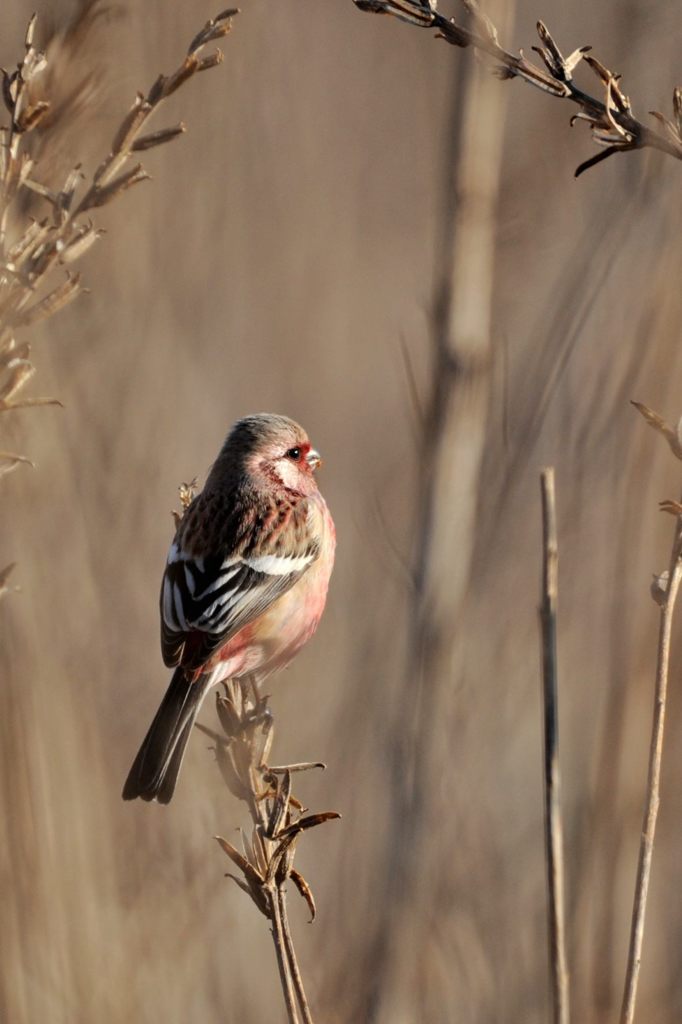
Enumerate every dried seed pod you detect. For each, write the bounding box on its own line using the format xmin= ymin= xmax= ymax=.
xmin=267 ymin=769 xmax=292 ymax=838
xmin=188 ymin=9 xmax=238 ymax=55
xmin=131 ymin=124 xmax=186 ymax=152
xmin=87 ymin=165 xmax=150 ymax=207
xmin=11 ymin=273 xmax=81 ymax=328
xmin=59 ymin=224 xmax=103 ymax=264
xmin=111 ymin=96 xmax=151 ymax=155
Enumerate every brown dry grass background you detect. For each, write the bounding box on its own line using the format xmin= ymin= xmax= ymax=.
xmin=2 ymin=1 xmax=682 ymax=1022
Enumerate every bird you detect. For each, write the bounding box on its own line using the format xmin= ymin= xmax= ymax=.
xmin=122 ymin=413 xmax=335 ymax=804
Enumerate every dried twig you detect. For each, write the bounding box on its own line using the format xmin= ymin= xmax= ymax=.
xmin=353 ymin=0 xmax=682 ymax=176
xmin=539 ymin=468 xmax=570 ymax=1024
xmin=208 ymin=679 xmax=340 ymax=1024
xmin=620 ymin=404 xmax=682 ymax=1024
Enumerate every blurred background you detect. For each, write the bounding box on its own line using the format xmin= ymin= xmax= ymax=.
xmin=2 ymin=1 xmax=682 ymax=1021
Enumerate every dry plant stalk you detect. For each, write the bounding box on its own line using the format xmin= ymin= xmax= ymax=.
xmin=353 ymin=0 xmax=682 ymax=176
xmin=619 ymin=403 xmax=682 ymax=1024
xmin=0 ymin=8 xmax=238 ymax=595
xmin=539 ymin=468 xmax=570 ymax=1024
xmin=364 ymin=0 xmax=514 ymax=1012
xmin=198 ymin=681 xmax=340 ymax=1024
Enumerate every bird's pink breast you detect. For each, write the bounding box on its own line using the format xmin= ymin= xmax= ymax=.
xmin=207 ymin=496 xmax=335 ymax=685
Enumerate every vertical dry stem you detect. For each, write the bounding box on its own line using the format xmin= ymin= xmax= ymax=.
xmin=366 ymin=2 xmax=516 ymax=1017
xmin=268 ymin=888 xmax=300 ymax=1024
xmin=619 ymin=510 xmax=682 ymax=1024
xmin=539 ymin=468 xmax=570 ymax=1024
xmin=279 ymin=887 xmax=315 ymax=1024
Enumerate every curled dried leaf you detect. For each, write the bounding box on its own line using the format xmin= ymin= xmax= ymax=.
xmin=575 ymin=145 xmax=624 ymax=178
xmin=268 ymin=762 xmax=326 ymax=774
xmin=274 ymin=811 xmax=342 ymax=842
xmin=290 ymin=869 xmax=317 ymax=922
xmin=584 ymin=54 xmax=614 ymax=86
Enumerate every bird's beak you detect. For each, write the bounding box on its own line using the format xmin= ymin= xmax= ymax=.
xmin=307 ymin=448 xmax=322 ymax=472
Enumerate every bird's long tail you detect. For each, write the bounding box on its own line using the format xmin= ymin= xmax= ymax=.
xmin=122 ymin=667 xmax=212 ymax=804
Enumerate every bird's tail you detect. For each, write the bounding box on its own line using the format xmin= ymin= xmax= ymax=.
xmin=122 ymin=667 xmax=212 ymax=804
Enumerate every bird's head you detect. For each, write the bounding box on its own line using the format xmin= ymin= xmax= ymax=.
xmin=222 ymin=413 xmax=322 ymax=496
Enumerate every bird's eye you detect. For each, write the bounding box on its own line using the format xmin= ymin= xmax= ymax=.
xmin=286 ymin=447 xmax=301 ymax=461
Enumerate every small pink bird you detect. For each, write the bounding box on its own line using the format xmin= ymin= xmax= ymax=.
xmin=123 ymin=413 xmax=335 ymax=804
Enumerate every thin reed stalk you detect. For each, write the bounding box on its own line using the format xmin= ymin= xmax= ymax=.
xmin=539 ymin=468 xmax=570 ymax=1024
xmin=268 ymin=888 xmax=300 ymax=1024
xmin=279 ymin=888 xmax=315 ymax=1024
xmin=620 ymin=403 xmax=682 ymax=1024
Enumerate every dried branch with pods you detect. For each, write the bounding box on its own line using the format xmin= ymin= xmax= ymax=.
xmin=0 ymin=8 xmax=237 ymax=592
xmin=198 ymin=681 xmax=340 ymax=1024
xmin=353 ymin=0 xmax=682 ymax=176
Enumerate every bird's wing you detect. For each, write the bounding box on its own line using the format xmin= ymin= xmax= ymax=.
xmin=159 ymin=539 xmax=319 ymax=672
